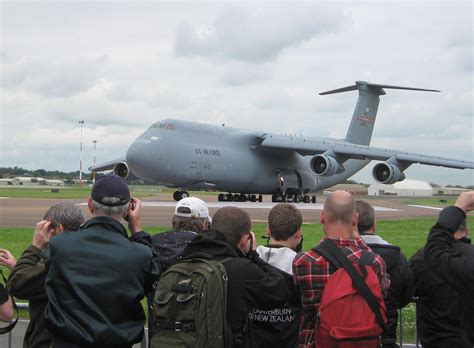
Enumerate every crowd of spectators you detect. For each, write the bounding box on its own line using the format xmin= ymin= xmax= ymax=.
xmin=0 ymin=175 xmax=472 ymax=348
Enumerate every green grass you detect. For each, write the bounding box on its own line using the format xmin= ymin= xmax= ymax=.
xmin=2 ymin=217 xmax=472 ymax=342
xmin=0 ymin=186 xmax=217 ymax=199
xmin=399 ymin=197 xmax=457 ymax=207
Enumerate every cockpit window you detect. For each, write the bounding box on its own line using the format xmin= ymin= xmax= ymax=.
xmin=150 ymin=122 xmax=175 ymax=130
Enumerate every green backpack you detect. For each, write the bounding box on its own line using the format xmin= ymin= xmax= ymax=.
xmin=150 ymin=257 xmax=233 ymax=348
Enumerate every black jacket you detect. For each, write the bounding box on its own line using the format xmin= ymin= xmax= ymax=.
xmin=43 ymin=216 xmax=161 ymax=347
xmin=247 ymin=245 xmax=301 ymax=348
xmin=151 ymin=229 xmax=197 ymax=271
xmin=362 ymin=235 xmax=414 ymax=348
xmin=181 ymin=231 xmax=292 ymax=347
xmin=425 ymin=206 xmax=474 ymax=346
xmin=410 ymin=238 xmax=473 ymax=347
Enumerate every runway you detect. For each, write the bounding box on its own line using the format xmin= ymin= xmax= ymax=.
xmin=0 ymin=194 xmax=444 ymax=228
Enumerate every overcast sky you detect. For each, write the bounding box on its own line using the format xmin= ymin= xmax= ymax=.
xmin=1 ymin=1 xmax=473 ymax=186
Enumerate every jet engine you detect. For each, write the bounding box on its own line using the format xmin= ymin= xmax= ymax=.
xmin=310 ymin=155 xmax=343 ymax=176
xmin=372 ymin=162 xmax=406 ymax=184
xmin=113 ymin=162 xmax=132 ymax=180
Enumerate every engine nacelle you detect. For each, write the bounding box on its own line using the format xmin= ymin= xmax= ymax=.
xmin=372 ymin=162 xmax=406 ymax=184
xmin=113 ymin=162 xmax=132 ymax=180
xmin=310 ymin=155 xmax=342 ymax=176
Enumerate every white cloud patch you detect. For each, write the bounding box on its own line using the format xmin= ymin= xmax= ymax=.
xmin=175 ymin=5 xmax=346 ymax=63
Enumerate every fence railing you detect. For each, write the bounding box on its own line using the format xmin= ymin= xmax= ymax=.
xmin=7 ymin=302 xmax=419 ymax=348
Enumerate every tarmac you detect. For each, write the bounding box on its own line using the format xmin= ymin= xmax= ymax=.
xmin=0 ymin=194 xmax=445 ymax=228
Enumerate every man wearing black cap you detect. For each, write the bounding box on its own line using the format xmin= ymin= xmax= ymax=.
xmin=43 ymin=175 xmax=160 ymax=348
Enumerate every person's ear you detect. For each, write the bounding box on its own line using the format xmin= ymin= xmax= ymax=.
xmin=320 ymin=210 xmax=326 ymax=224
xmin=87 ymin=198 xmax=94 ymax=214
xmin=266 ymin=226 xmax=272 ymax=238
xmin=352 ymin=212 xmax=359 ymax=227
xmin=237 ymin=234 xmax=250 ymax=253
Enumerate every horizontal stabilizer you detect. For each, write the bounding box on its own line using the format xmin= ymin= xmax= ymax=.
xmin=319 ymin=81 xmax=440 ymax=95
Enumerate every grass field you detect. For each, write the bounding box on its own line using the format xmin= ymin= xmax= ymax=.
xmin=1 ymin=217 xmax=472 ymax=343
xmin=0 ymin=186 xmax=218 ymax=199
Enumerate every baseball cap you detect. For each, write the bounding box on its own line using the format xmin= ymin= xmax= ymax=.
xmin=91 ymin=174 xmax=131 ymax=206
xmin=175 ymin=197 xmax=211 ymax=221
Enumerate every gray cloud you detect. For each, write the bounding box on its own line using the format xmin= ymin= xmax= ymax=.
xmin=1 ymin=55 xmax=108 ymax=97
xmin=175 ymin=5 xmax=346 ymax=63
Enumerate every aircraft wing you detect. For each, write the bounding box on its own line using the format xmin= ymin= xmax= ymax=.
xmin=88 ymin=157 xmax=125 ymax=172
xmin=260 ymin=136 xmax=474 ymax=170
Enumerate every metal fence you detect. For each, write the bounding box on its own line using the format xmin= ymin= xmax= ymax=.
xmin=7 ymin=303 xmax=420 ymax=348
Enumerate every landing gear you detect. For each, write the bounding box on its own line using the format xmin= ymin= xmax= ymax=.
xmin=173 ymin=190 xmax=189 ymax=201
xmin=272 ymin=192 xmax=316 ymax=204
xmin=218 ymin=193 xmax=264 ymax=202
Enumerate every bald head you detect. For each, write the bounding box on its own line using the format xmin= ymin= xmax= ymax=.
xmin=322 ymin=191 xmax=357 ymax=228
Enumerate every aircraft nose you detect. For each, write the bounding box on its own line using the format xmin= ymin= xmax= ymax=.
xmin=126 ymin=140 xmax=155 ymax=180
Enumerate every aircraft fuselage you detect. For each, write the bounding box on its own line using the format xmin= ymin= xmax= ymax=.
xmin=125 ymin=119 xmax=369 ymax=194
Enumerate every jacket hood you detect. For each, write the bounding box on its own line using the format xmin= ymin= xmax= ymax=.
xmin=181 ymin=230 xmax=239 ymax=259
xmin=256 ymin=245 xmax=296 ymax=275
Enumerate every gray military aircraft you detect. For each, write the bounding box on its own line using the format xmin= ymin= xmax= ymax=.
xmin=90 ymin=81 xmax=474 ymax=202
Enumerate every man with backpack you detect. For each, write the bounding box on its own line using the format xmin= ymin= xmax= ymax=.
xmin=293 ymin=190 xmax=389 ymax=348
xmin=151 ymin=206 xmax=292 ymax=348
xmin=356 ymin=200 xmax=414 ymax=348
xmin=247 ymin=203 xmax=303 ymax=348
xmin=148 ymin=196 xmax=211 ymax=340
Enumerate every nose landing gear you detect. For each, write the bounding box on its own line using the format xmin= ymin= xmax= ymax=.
xmin=173 ymin=190 xmax=190 ymax=201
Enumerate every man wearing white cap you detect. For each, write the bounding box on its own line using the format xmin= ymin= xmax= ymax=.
xmin=149 ymin=196 xmax=211 ymax=339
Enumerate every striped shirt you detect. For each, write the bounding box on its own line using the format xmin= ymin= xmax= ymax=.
xmin=292 ymin=237 xmax=390 ymax=348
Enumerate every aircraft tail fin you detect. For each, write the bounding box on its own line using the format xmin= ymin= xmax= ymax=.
xmin=320 ymin=81 xmax=440 ymax=145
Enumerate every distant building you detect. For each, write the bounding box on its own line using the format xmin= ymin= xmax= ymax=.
xmin=10 ymin=177 xmax=65 ymax=186
xmin=323 ymin=184 xmax=368 ymax=196
xmin=0 ymin=178 xmax=13 ymax=186
xmin=368 ymin=179 xmax=433 ymax=197
xmin=41 ymin=179 xmax=65 ymax=186
xmin=433 ymin=186 xmax=469 ymax=196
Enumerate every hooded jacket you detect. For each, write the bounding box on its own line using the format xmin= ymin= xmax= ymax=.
xmin=361 ymin=235 xmax=414 ymax=347
xmin=425 ymin=206 xmax=474 ymax=346
xmin=246 ymin=245 xmax=301 ymax=348
xmin=181 ymin=231 xmax=292 ymax=347
xmin=410 ymin=237 xmax=473 ymax=348
xmin=43 ymin=216 xmax=160 ymax=347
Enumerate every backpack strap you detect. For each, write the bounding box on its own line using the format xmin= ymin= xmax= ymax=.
xmin=0 ymin=271 xmax=19 ymax=335
xmin=318 ymin=239 xmax=386 ymax=330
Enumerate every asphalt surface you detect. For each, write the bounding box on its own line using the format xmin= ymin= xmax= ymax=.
xmin=0 ymin=194 xmax=444 ymax=228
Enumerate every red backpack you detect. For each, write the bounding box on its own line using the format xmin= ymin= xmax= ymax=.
xmin=314 ymin=239 xmax=387 ymax=348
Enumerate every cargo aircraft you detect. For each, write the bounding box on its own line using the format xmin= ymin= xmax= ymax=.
xmin=90 ymin=81 xmax=474 ymax=202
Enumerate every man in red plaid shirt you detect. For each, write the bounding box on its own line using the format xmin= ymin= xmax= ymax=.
xmin=293 ymin=191 xmax=390 ymax=347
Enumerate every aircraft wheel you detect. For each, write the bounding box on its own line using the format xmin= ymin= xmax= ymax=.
xmin=312 ymin=195 xmax=316 ymax=203
xmin=250 ymin=195 xmax=257 ymax=202
xmin=226 ymin=193 xmax=233 ymax=201
xmin=218 ymin=193 xmax=225 ymax=202
xmin=303 ymin=195 xmax=310 ymax=204
xmin=271 ymin=193 xmax=278 ymax=202
xmin=258 ymin=195 xmax=263 ymax=202
xmin=181 ymin=191 xmax=189 ymax=199
xmin=294 ymin=195 xmax=300 ymax=203
xmin=233 ymin=194 xmax=241 ymax=201
xmin=240 ymin=194 xmax=247 ymax=202
xmin=173 ymin=191 xmax=181 ymax=201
